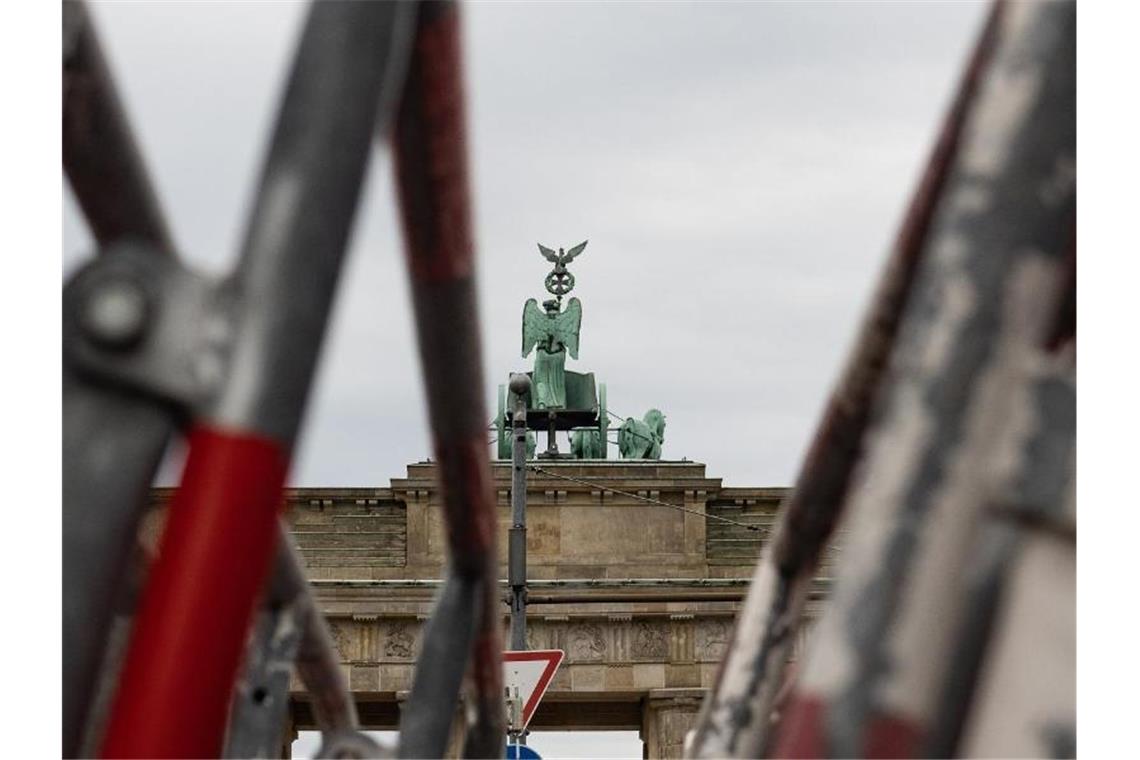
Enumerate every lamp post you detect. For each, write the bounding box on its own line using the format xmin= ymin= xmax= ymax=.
xmin=508 ymin=373 xmax=530 ymax=651
xmin=507 ymin=374 xmax=531 ymax=747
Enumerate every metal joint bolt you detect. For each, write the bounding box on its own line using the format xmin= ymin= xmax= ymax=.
xmin=78 ymin=274 xmax=151 ymax=351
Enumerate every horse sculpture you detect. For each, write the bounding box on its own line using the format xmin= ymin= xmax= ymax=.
xmin=618 ymin=409 xmax=666 ymax=459
xmin=571 ymin=406 xmax=610 ymax=459
xmin=570 ymin=426 xmax=606 ymax=459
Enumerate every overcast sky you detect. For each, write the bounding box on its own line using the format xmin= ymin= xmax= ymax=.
xmin=64 ymin=1 xmax=987 ymax=491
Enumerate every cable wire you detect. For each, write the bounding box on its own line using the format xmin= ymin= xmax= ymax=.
xmin=528 ymin=464 xmax=762 ymax=533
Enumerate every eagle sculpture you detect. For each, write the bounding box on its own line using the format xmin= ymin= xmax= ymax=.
xmin=537 ymin=241 xmax=588 ymax=296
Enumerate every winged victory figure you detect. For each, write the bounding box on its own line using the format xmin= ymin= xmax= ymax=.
xmin=521 ymin=296 xmax=582 ymax=409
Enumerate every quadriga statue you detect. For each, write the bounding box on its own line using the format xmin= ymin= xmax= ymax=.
xmin=618 ymin=409 xmax=666 ymax=459
xmin=570 ymin=427 xmax=606 ymax=459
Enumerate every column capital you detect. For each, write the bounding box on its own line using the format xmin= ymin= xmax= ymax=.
xmin=642 ymin=688 xmax=708 ymax=759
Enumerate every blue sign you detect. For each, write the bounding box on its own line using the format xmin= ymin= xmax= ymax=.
xmin=506 ymin=743 xmax=542 ymax=760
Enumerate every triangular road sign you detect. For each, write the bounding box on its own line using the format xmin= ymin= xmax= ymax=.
xmin=503 ymin=649 xmax=564 ymax=732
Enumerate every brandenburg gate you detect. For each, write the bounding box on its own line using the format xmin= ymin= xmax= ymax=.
xmin=150 ymin=460 xmax=832 ymax=757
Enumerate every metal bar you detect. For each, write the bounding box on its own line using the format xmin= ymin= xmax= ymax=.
xmin=225 ymin=524 xmax=371 ymax=758
xmin=598 ymin=383 xmax=608 ymax=459
xmin=100 ymin=426 xmax=289 ymax=759
xmin=687 ymin=4 xmax=1009 ymax=757
xmin=223 ymin=600 xmax=303 ymax=759
xmin=771 ymin=0 xmax=1004 ymax=582
xmin=99 ymin=4 xmax=411 ymax=756
xmin=274 ymin=526 xmax=360 ymax=736
xmin=398 ymin=572 xmax=481 ymax=759
xmin=509 ymin=388 xmax=532 ymax=755
xmin=62 ymin=3 xmax=180 ymax=747
xmin=63 ymin=0 xmax=174 ymax=253
xmin=61 ymin=384 xmax=172 ymax=758
xmin=465 ymin=574 xmax=508 ymax=758
xmin=917 ymin=519 xmax=1018 ymax=758
xmin=772 ymin=2 xmax=1075 ymax=756
xmin=509 ymin=375 xmax=532 ymax=652
xmin=391 ymin=2 xmax=505 ymax=757
xmin=950 ymin=519 xmax=1075 ymax=757
xmin=497 ymin=383 xmax=509 ymax=459
xmin=209 ymin=0 xmax=412 ymax=444
xmin=925 ymin=332 xmax=1076 ymax=756
xmin=225 ymin=524 xmax=387 ymax=760
xmin=63 ymin=252 xmax=218 ymax=755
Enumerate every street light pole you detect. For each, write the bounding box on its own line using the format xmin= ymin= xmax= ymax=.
xmin=507 ymin=374 xmax=531 ymax=747
xmin=508 ymin=373 xmax=530 ymax=650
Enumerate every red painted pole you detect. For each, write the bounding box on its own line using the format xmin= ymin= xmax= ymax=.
xmin=100 ymin=426 xmax=287 ymax=758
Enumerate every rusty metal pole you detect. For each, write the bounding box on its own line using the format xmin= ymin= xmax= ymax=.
xmin=770 ymin=2 xmax=1075 ymax=756
xmin=686 ymin=3 xmax=1007 ymax=756
xmin=98 ymin=3 xmax=410 ymax=756
xmin=392 ymin=3 xmax=506 ymax=757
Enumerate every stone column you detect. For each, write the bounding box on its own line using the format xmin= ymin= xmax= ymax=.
xmin=640 ymin=688 xmax=706 ymax=759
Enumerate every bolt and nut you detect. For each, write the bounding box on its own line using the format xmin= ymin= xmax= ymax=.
xmin=78 ymin=275 xmax=150 ymax=350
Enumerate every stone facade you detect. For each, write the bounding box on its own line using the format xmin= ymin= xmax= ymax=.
xmin=147 ymin=461 xmax=821 ymax=758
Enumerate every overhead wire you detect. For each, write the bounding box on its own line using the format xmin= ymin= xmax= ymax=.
xmin=602 ymin=407 xmax=660 ymax=447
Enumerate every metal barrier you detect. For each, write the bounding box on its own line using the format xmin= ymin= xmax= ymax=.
xmin=62 ymin=1 xmax=1075 ymax=757
xmin=687 ymin=1 xmax=1075 ymax=757
xmin=62 ymin=1 xmax=503 ymax=757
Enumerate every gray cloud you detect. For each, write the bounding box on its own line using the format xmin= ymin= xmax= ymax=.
xmin=65 ymin=1 xmax=987 ymax=488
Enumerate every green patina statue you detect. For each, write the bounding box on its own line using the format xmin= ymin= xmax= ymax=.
xmin=521 ymin=241 xmax=588 ymax=409
xmin=521 ymin=297 xmax=581 ymax=409
xmin=570 ymin=419 xmax=607 ymax=459
xmin=495 ymin=239 xmax=668 ymax=462
xmin=495 ymin=387 xmax=538 ymax=460
xmin=618 ymin=409 xmax=667 ymax=459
